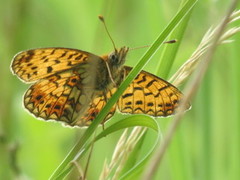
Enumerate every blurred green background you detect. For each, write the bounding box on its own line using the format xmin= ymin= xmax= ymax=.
xmin=0 ymin=0 xmax=239 ymax=179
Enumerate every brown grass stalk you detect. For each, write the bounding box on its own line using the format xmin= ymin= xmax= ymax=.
xmin=142 ymin=1 xmax=239 ymax=179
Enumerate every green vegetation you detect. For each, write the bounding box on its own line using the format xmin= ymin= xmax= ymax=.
xmin=0 ymin=0 xmax=239 ymax=179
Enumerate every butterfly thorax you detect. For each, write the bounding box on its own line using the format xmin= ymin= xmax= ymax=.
xmin=95 ymin=47 xmax=129 ymax=91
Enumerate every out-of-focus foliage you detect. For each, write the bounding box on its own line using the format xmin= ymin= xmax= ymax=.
xmin=0 ymin=0 xmax=239 ymax=179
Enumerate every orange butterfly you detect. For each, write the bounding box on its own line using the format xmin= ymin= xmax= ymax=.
xmin=11 ymin=17 xmax=190 ymax=127
xmin=11 ymin=46 xmax=190 ymax=126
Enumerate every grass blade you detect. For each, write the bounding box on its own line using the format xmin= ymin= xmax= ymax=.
xmin=49 ymin=0 xmax=197 ymax=178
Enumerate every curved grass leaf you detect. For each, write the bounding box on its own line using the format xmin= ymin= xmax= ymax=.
xmin=55 ymin=115 xmax=159 ymax=179
xmin=49 ymin=0 xmax=197 ymax=179
xmin=95 ymin=115 xmax=158 ymax=141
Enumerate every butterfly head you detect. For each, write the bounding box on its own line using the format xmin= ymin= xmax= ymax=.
xmin=108 ymin=46 xmax=129 ymax=67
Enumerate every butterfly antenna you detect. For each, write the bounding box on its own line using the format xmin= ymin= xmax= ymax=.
xmin=99 ymin=15 xmax=117 ymax=51
xmin=129 ymin=39 xmax=177 ymax=51
xmin=164 ymin=39 xmax=177 ymax=44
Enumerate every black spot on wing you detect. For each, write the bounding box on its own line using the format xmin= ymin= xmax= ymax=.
xmin=47 ymin=66 xmax=53 ymax=73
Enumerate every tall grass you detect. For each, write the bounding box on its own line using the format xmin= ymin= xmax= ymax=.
xmin=0 ymin=0 xmax=239 ymax=180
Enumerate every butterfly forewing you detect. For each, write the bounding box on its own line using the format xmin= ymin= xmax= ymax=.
xmin=11 ymin=48 xmax=100 ymax=82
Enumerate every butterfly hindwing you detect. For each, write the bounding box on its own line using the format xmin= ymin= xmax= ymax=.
xmin=23 ymin=65 xmax=118 ymax=126
xmin=23 ymin=66 xmax=99 ymax=125
xmin=118 ymin=67 xmax=189 ymax=117
xmin=75 ymin=88 xmax=117 ymax=126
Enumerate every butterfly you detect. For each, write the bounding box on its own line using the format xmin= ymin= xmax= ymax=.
xmin=11 ymin=45 xmax=190 ymax=127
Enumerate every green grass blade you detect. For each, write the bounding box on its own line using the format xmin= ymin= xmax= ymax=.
xmin=156 ymin=1 xmax=195 ymax=180
xmin=156 ymin=1 xmax=193 ymax=79
xmin=119 ymin=133 xmax=147 ymax=176
xmin=95 ymin=115 xmax=158 ymax=141
xmin=49 ymin=0 xmax=197 ymax=178
xmin=119 ymin=132 xmax=161 ymax=180
xmin=54 ymin=116 xmax=158 ymax=179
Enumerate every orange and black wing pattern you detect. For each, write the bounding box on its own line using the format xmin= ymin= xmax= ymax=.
xmin=75 ymin=88 xmax=118 ymax=126
xmin=118 ymin=67 xmax=190 ymax=117
xmin=11 ymin=48 xmax=100 ymax=82
xmin=11 ymin=48 xmax=107 ymax=126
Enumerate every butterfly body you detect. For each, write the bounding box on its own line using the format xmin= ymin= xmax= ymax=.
xmin=11 ymin=46 xmax=189 ymax=127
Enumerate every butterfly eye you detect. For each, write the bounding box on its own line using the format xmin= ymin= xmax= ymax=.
xmin=109 ymin=53 xmax=119 ymax=65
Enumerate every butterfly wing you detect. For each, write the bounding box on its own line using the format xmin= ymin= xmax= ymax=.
xmin=74 ymin=88 xmax=117 ymax=126
xmin=118 ymin=67 xmax=190 ymax=117
xmin=23 ymin=66 xmax=96 ymax=125
xmin=11 ymin=48 xmax=101 ymax=82
xmin=24 ymin=67 xmax=117 ymax=126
